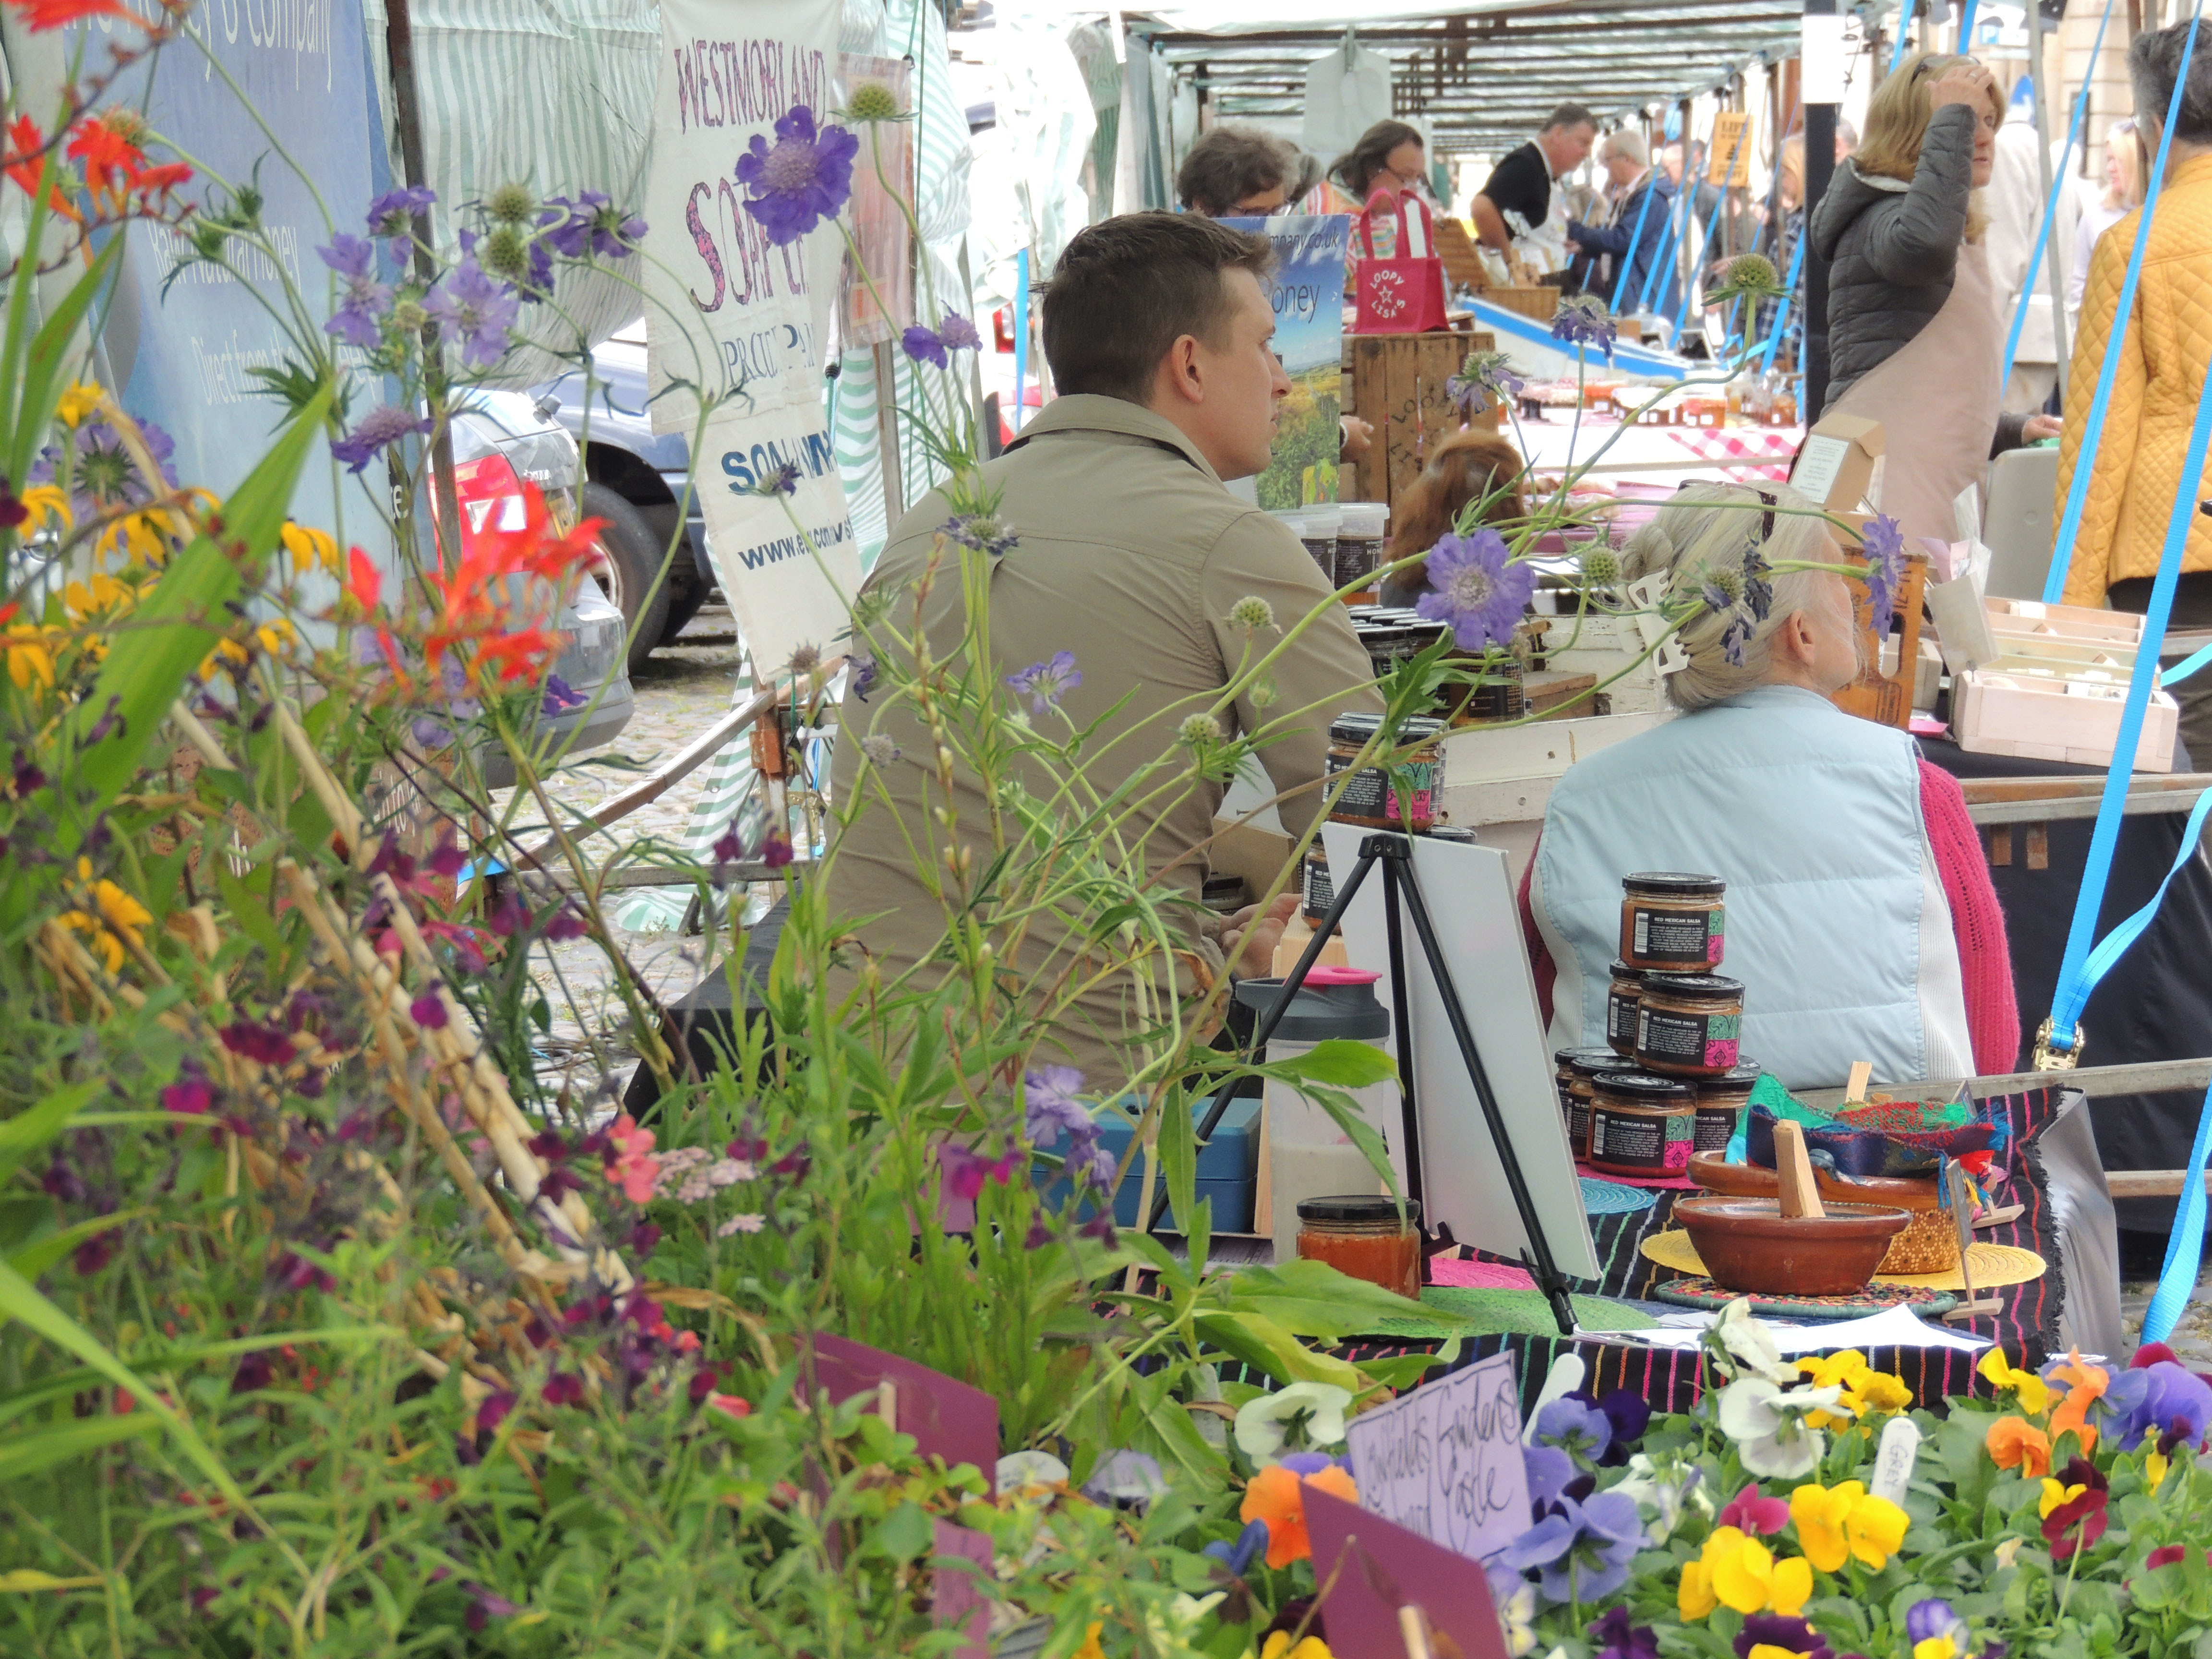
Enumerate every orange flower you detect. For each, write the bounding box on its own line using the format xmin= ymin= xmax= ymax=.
xmin=1239 ymin=1463 xmax=1360 ymax=1569
xmin=1986 ymin=1416 xmax=2051 ymax=1478
xmin=2047 ymin=1351 xmax=2107 ymax=1454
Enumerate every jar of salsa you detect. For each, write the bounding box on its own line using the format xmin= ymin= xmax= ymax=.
xmin=1296 ymin=1194 xmax=1423 ymax=1298
xmin=1586 ymin=1070 xmax=1696 ymax=1178
xmin=1302 ymin=842 xmax=1334 ymax=926
xmin=1692 ymin=1061 xmax=1762 ymax=1153
xmin=1605 ymin=959 xmax=1644 ymax=1058
xmin=1618 ymin=872 xmax=1726 ymax=970
xmin=1326 ymin=712 xmax=1446 ymax=831
xmin=1552 ymin=1046 xmax=1617 ymax=1159
xmin=1634 ymin=973 xmax=1746 ymax=1077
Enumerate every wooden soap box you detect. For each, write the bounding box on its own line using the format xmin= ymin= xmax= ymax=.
xmin=1934 ymin=594 xmax=2176 ymax=771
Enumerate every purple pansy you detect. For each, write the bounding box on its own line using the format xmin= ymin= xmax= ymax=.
xmin=365 ymin=184 xmax=435 ymax=241
xmin=1005 ymin=650 xmax=1080 ymax=714
xmin=1202 ymin=1517 xmax=1271 ymax=1578
xmin=1733 ymin=1616 xmax=1835 ymax=1659
xmin=1533 ymin=1396 xmax=1612 ymax=1463
xmin=1495 ymin=1490 xmax=1642 ymax=1605
xmin=317 ymin=234 xmax=393 ymax=348
xmin=735 ymin=105 xmax=859 ymax=245
xmin=423 ymin=258 xmax=521 ymax=370
xmin=1524 ymin=1442 xmax=1576 ymax=1510
xmin=330 ymin=405 xmax=434 ymax=474
xmin=901 ymin=325 xmax=948 ymax=369
xmin=2112 ymin=1360 xmax=2212 ymax=1451
xmin=1415 ymin=527 xmax=1534 ymax=650
xmin=1590 ymin=1607 xmax=1660 ymax=1659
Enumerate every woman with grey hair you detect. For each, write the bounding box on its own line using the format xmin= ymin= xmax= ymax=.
xmin=1519 ymin=482 xmax=2017 ymax=1090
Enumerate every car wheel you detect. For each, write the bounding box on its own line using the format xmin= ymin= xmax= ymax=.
xmin=658 ymin=552 xmax=709 ymax=645
xmin=583 ymin=481 xmax=673 ymax=677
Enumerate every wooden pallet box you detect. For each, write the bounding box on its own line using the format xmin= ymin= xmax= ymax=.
xmin=1346 ymin=327 xmax=1499 ymax=512
xmin=1953 ymin=668 xmax=2177 ymax=771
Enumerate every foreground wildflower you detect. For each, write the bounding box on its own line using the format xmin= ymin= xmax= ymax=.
xmin=1232 ymin=1382 xmax=1350 ymax=1465
xmin=1415 ymin=527 xmax=1534 ymax=650
xmin=735 ymin=106 xmax=858 ymax=245
xmin=1986 ymin=1415 xmax=2052 ymax=1478
xmin=1859 ymin=514 xmax=1907 ymax=637
xmin=1006 ymin=650 xmax=1080 ymax=714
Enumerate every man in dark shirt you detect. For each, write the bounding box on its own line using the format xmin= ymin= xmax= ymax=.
xmin=1471 ymin=103 xmax=1599 ymax=266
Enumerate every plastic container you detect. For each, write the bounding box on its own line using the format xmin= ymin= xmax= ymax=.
xmin=1618 ymin=872 xmax=1727 ymax=970
xmin=1634 ymin=973 xmax=1746 ymax=1078
xmin=1586 ymin=1070 xmax=1696 ymax=1178
xmin=1336 ymin=501 xmax=1389 ymax=591
xmin=1297 ymin=1193 xmax=1422 ymax=1298
xmin=1234 ymin=967 xmax=1396 ymax=1262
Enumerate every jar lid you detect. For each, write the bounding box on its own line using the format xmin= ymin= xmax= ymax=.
xmin=1397 ymin=715 xmax=1447 ymax=739
xmin=1330 ymin=711 xmax=1385 ymax=742
xmin=1297 ymin=1193 xmax=1422 ymax=1225
xmin=1233 ymin=974 xmax=1392 ymax=1041
xmin=1608 ymin=958 xmax=1642 ymax=978
xmin=1591 ymin=1070 xmax=1695 ymax=1102
xmin=1695 ymin=1061 xmax=1764 ymax=1094
xmin=1425 ymin=826 xmax=1479 ymax=844
xmin=1554 ymin=1045 xmax=1621 ymax=1072
xmin=1642 ymin=972 xmax=1745 ymax=997
xmin=1622 ymin=872 xmax=1726 ymax=898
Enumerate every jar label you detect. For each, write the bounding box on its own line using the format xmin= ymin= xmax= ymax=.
xmin=1300 ymin=537 xmax=1335 ymax=576
xmin=1590 ymin=1105 xmax=1692 ymax=1171
xmin=1693 ymin=1104 xmax=1738 ymax=1154
xmin=1567 ymin=1098 xmax=1591 ymax=1153
xmin=1336 ymin=536 xmax=1382 ymax=586
xmin=1605 ymin=986 xmax=1639 ymax=1050
xmin=1628 ymin=902 xmax=1725 ymax=965
xmin=1637 ymin=1004 xmax=1743 ymax=1072
xmin=1326 ymin=752 xmax=1443 ymax=825
xmin=1304 ymin=855 xmax=1335 ymax=919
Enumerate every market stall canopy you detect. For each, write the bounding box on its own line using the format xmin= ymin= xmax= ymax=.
xmin=1141 ymin=0 xmax=1808 ymax=154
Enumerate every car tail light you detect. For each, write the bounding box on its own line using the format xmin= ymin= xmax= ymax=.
xmin=431 ymin=453 xmax=607 ymax=578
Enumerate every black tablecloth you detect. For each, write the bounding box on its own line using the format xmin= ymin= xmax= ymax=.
xmin=1921 ymin=737 xmax=2212 ymax=1230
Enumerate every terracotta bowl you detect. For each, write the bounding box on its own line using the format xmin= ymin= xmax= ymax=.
xmin=1687 ymin=1150 xmax=1938 ymax=1212
xmin=1672 ymin=1195 xmax=1914 ymax=1298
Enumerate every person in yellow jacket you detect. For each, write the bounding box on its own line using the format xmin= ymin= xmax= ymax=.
xmin=2055 ymin=16 xmax=2212 ymax=766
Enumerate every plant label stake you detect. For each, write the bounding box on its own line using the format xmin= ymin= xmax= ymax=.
xmin=1871 ymin=1415 xmax=1922 ymax=1505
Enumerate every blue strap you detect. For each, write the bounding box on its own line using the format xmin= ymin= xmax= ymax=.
xmin=1889 ymin=0 xmax=1916 ymax=72
xmin=2163 ymin=637 xmax=2212 ymax=688
xmin=1666 ymin=120 xmax=1752 ymax=334
xmin=1012 ymin=247 xmax=1031 ymax=435
xmin=1956 ymin=0 xmax=1981 ymax=48
xmin=2146 ymin=1078 xmax=2212 ymax=1343
xmin=2044 ymin=231 xmax=2212 ymax=1056
xmin=1609 ymin=174 xmax=1662 ymax=313
xmin=2056 ymin=786 xmax=2212 ymax=1041
xmin=2044 ymin=8 xmax=2205 ymax=604
xmin=2001 ymin=0 xmax=2116 ymax=389
xmin=1759 ymin=233 xmax=1807 ymax=375
xmin=1636 ymin=173 xmax=1690 ymax=315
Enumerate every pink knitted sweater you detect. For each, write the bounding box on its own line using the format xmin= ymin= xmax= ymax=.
xmin=1519 ymin=758 xmax=2020 ymax=1076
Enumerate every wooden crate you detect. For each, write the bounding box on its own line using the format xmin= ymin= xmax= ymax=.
xmin=1830 ymin=544 xmax=1928 ymax=731
xmin=1433 ymin=216 xmax=1489 ymax=291
xmin=1955 ymin=669 xmax=2178 ymax=771
xmin=1347 ymin=328 xmax=1499 ymax=512
xmin=1485 ymin=285 xmax=1561 ymax=322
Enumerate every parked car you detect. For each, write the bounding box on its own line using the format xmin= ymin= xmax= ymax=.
xmin=447 ymin=389 xmax=634 ymax=787
xmin=529 ymin=318 xmax=715 ymax=675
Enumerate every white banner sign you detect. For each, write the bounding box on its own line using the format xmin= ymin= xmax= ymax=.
xmin=642 ymin=0 xmax=859 ymax=675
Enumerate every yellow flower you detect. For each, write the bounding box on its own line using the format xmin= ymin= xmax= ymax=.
xmin=1678 ymin=1526 xmax=1811 ymax=1621
xmin=1853 ymin=1370 xmax=1913 ymax=1415
xmin=254 ymin=617 xmax=300 ymax=658
xmin=1799 ymin=1349 xmax=1911 ymax=1425
xmin=3 ymin=623 xmax=61 ymax=690
xmin=56 ymin=381 xmax=105 ymax=427
xmin=60 ymin=862 xmax=151 ymax=973
xmin=19 ymin=483 xmax=71 ymax=530
xmin=1912 ymin=1639 xmax=1960 ymax=1659
xmin=63 ymin=571 xmax=133 ymax=622
xmin=2039 ymin=1477 xmax=2087 ymax=1519
xmin=1073 ymin=1623 xmax=1105 ymax=1659
xmin=197 ymin=637 xmax=251 ymax=682
xmin=1979 ymin=1349 xmax=2053 ymax=1416
xmin=1789 ymin=1480 xmax=1910 ymax=1573
xmin=1754 ymin=1648 xmax=1820 ymax=1659
xmin=2147 ymin=1449 xmax=2171 ymax=1493
xmin=280 ymin=520 xmax=341 ymax=577
xmin=1260 ymin=1635 xmax=1333 ymax=1659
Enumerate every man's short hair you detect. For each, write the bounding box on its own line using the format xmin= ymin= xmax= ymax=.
xmin=1600 ymin=129 xmax=1648 ymax=167
xmin=1176 ymin=126 xmax=1297 ymax=215
xmin=1043 ymin=212 xmax=1274 ymax=404
xmin=1542 ymin=102 xmax=1599 ymax=133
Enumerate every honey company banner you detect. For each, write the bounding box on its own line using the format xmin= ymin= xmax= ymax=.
xmin=641 ymin=0 xmax=860 ymax=675
xmin=1222 ymin=213 xmax=1351 ymax=510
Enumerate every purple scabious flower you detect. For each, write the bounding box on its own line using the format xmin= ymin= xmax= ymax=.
xmin=941 ymin=512 xmax=1018 ymax=558
xmin=1494 ymin=1490 xmax=1641 ymax=1605
xmin=936 ymin=311 xmax=984 ymax=352
xmin=424 ymin=258 xmax=521 ymax=370
xmin=366 ymin=184 xmax=435 ymax=241
xmin=1445 ymin=349 xmax=1524 ymax=416
xmin=753 ymin=462 xmax=801 ymax=498
xmin=1861 ymin=513 xmax=1906 ymax=636
xmin=330 ymin=405 xmax=434 ymax=473
xmin=902 ymin=325 xmax=948 ymax=369
xmin=1005 ymin=650 xmax=1080 ymax=714
xmin=540 ymin=190 xmax=646 ymax=259
xmin=1550 ymin=295 xmax=1618 ymax=359
xmin=1415 ymin=527 xmax=1534 ymax=650
xmin=735 ymin=105 xmax=859 ymax=245
xmin=318 ymin=234 xmax=393 ymax=349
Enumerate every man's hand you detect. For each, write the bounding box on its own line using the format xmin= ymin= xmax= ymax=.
xmin=2022 ymin=412 xmax=2063 ymax=442
xmin=1221 ymin=891 xmax=1298 ymax=979
xmin=1339 ymin=415 xmax=1374 ymax=463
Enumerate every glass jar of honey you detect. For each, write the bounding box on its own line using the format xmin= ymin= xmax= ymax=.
xmin=1605 ymin=959 xmax=1644 ymax=1058
xmin=1692 ymin=1061 xmax=1762 ymax=1154
xmin=1552 ymin=1046 xmax=1617 ymax=1160
xmin=1634 ymin=973 xmax=1746 ymax=1078
xmin=1586 ymin=1070 xmax=1696 ymax=1178
xmin=1618 ymin=872 xmax=1726 ymax=970
xmin=1295 ymin=1194 xmax=1423 ymax=1298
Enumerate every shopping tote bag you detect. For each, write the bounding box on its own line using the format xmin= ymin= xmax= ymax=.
xmin=1352 ymin=189 xmax=1449 ymax=335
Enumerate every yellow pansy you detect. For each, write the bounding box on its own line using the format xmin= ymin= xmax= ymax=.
xmin=1260 ymin=1635 xmax=1333 ymax=1659
xmin=1754 ymin=1648 xmax=1820 ymax=1659
xmin=1799 ymin=1349 xmax=1911 ymax=1425
xmin=1979 ymin=1349 xmax=2053 ymax=1416
xmin=2039 ymin=1477 xmax=2087 ymax=1519
xmin=55 ymin=381 xmax=105 ymax=427
xmin=1853 ymin=1370 xmax=1913 ymax=1415
xmin=1913 ymin=1639 xmax=1960 ymax=1659
xmin=280 ymin=520 xmax=341 ymax=577
xmin=2147 ymin=1449 xmax=2171 ymax=1493
xmin=1678 ymin=1526 xmax=1812 ymax=1621
xmin=1789 ymin=1480 xmax=1910 ymax=1573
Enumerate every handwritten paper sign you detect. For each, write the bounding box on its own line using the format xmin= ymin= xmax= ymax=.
xmin=1343 ymin=1351 xmax=1529 ymax=1563
xmin=1305 ymin=1485 xmax=1513 ymax=1659
xmin=808 ymin=1333 xmax=1001 ymax=1475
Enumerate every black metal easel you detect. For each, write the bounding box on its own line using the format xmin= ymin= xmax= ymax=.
xmin=1151 ymin=830 xmax=1579 ymax=1336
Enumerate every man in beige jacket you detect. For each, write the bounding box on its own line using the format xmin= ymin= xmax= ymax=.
xmin=825 ymin=211 xmax=1382 ymax=1094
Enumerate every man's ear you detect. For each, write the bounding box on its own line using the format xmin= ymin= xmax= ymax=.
xmin=1154 ymin=335 xmax=1202 ymax=408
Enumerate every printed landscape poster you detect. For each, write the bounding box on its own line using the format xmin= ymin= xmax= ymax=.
xmin=1224 ymin=213 xmax=1349 ymax=511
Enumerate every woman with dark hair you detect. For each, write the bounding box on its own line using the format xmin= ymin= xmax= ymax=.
xmin=1376 ymin=429 xmax=1529 ymax=607
xmin=1331 ymin=120 xmax=1428 ymax=258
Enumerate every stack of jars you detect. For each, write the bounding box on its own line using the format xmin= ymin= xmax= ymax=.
xmin=1554 ymin=872 xmax=1759 ymax=1181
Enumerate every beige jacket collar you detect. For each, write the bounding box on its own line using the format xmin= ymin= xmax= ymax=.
xmin=1004 ymin=393 xmax=1226 ymax=487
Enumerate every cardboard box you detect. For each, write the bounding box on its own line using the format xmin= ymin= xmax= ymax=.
xmin=1792 ymin=412 xmax=1885 ymax=515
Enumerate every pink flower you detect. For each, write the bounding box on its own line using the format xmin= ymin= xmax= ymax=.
xmin=1719 ymin=1483 xmax=1790 ymax=1537
xmin=940 ymin=1140 xmax=1020 ymax=1202
xmin=604 ymin=1113 xmax=661 ymax=1204
xmin=704 ymin=1391 xmax=751 ymax=1420
xmin=672 ymin=1330 xmax=701 ymax=1353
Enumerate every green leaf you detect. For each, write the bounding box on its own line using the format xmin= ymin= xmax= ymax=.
xmin=1271 ymin=1038 xmax=1397 ymax=1089
xmin=1159 ymin=1096 xmax=1196 ymax=1243
xmin=0 ymin=1079 xmax=101 ymax=1190
xmin=8 ymin=225 xmax=120 ymax=489
xmin=0 ymin=1412 xmax=159 ymax=1483
xmin=1219 ymin=1259 xmax=1470 ymax=1340
xmin=1190 ymin=1309 xmax=1364 ymax=1391
xmin=5 ymin=1210 xmax=139 ymax=1281
xmin=866 ymin=1500 xmax=933 ymax=1562
xmin=58 ymin=383 xmax=332 ymax=835
xmin=216 ymin=866 xmax=285 ymax=962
